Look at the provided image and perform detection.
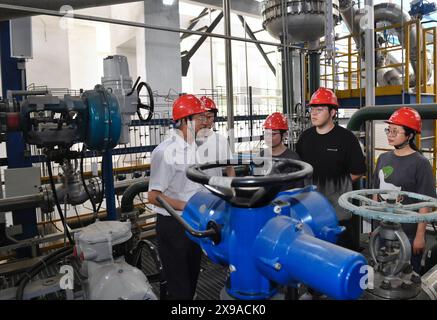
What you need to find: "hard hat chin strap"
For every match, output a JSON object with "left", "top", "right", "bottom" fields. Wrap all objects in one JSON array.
[{"left": 394, "top": 134, "right": 413, "bottom": 150}]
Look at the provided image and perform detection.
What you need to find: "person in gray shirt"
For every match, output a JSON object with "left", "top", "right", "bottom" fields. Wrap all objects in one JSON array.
[
  {"left": 373, "top": 107, "right": 436, "bottom": 273},
  {"left": 260, "top": 112, "right": 304, "bottom": 191}
]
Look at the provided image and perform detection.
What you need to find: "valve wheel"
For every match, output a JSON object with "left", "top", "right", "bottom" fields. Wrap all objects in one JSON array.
[
  {"left": 338, "top": 189, "right": 437, "bottom": 223},
  {"left": 186, "top": 157, "right": 313, "bottom": 207}
]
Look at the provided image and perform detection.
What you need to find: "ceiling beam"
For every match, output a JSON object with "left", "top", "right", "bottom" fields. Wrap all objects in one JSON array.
[{"left": 183, "top": 0, "right": 262, "bottom": 18}]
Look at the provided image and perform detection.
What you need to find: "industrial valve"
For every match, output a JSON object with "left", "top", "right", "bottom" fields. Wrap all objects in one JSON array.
[
  {"left": 157, "top": 158, "right": 368, "bottom": 300},
  {"left": 339, "top": 189, "right": 437, "bottom": 300},
  {"left": 20, "top": 85, "right": 122, "bottom": 150}
]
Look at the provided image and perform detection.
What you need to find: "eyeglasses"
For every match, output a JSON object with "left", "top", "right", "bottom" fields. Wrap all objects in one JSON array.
[
  {"left": 192, "top": 115, "right": 208, "bottom": 123},
  {"left": 384, "top": 127, "right": 406, "bottom": 136},
  {"left": 308, "top": 107, "right": 328, "bottom": 114},
  {"left": 264, "top": 131, "right": 281, "bottom": 137}
]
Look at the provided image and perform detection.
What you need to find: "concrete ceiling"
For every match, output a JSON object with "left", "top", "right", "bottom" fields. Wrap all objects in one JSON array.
[
  {"left": 184, "top": 0, "right": 262, "bottom": 17},
  {"left": 0, "top": 0, "right": 142, "bottom": 21},
  {"left": 0, "top": 0, "right": 263, "bottom": 21}
]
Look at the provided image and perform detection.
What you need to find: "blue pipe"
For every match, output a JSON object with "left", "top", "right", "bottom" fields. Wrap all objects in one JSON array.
[
  {"left": 102, "top": 150, "right": 116, "bottom": 220},
  {"left": 183, "top": 188, "right": 367, "bottom": 300},
  {"left": 253, "top": 215, "right": 366, "bottom": 300}
]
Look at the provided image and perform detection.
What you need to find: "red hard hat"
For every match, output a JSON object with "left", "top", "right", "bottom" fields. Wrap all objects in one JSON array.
[
  {"left": 385, "top": 107, "right": 422, "bottom": 133},
  {"left": 200, "top": 96, "right": 217, "bottom": 112},
  {"left": 308, "top": 87, "right": 339, "bottom": 109},
  {"left": 172, "top": 94, "right": 207, "bottom": 121},
  {"left": 263, "top": 112, "right": 288, "bottom": 131}
]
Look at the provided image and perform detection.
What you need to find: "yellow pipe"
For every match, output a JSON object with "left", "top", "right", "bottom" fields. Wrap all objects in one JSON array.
[
  {"left": 304, "top": 54, "right": 308, "bottom": 101},
  {"left": 416, "top": 20, "right": 421, "bottom": 103},
  {"left": 348, "top": 36, "right": 352, "bottom": 92},
  {"left": 422, "top": 26, "right": 428, "bottom": 92},
  {"left": 432, "top": 27, "right": 437, "bottom": 178},
  {"left": 405, "top": 23, "right": 410, "bottom": 93},
  {"left": 416, "top": 21, "right": 422, "bottom": 150},
  {"left": 357, "top": 52, "right": 361, "bottom": 89},
  {"left": 375, "top": 63, "right": 404, "bottom": 70},
  {"left": 375, "top": 46, "right": 403, "bottom": 52}
]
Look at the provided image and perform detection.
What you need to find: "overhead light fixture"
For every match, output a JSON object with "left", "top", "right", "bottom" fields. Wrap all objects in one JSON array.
[{"left": 163, "top": 0, "right": 175, "bottom": 5}]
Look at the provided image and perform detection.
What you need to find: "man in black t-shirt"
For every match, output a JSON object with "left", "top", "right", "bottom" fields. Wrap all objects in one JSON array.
[{"left": 296, "top": 88, "right": 366, "bottom": 250}]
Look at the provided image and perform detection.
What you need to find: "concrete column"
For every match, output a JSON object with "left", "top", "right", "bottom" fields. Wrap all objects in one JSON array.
[{"left": 144, "top": 0, "right": 182, "bottom": 116}]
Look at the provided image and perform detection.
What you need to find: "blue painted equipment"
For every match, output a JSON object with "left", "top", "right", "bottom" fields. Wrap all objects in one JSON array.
[
  {"left": 157, "top": 158, "right": 368, "bottom": 300},
  {"left": 409, "top": 0, "right": 436, "bottom": 20},
  {"left": 20, "top": 85, "right": 121, "bottom": 150}
]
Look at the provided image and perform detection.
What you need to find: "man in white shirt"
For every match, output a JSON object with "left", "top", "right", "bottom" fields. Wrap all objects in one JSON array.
[
  {"left": 197, "top": 96, "right": 235, "bottom": 177},
  {"left": 148, "top": 94, "right": 208, "bottom": 299}
]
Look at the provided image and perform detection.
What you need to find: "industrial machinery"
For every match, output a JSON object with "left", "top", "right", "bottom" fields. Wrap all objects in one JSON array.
[
  {"left": 0, "top": 55, "right": 157, "bottom": 300},
  {"left": 339, "top": 189, "right": 437, "bottom": 300},
  {"left": 74, "top": 220, "right": 157, "bottom": 300},
  {"left": 157, "top": 158, "right": 368, "bottom": 300},
  {"left": 0, "top": 55, "right": 154, "bottom": 221},
  {"left": 262, "top": 0, "right": 340, "bottom": 48},
  {"left": 339, "top": 0, "right": 432, "bottom": 87}
]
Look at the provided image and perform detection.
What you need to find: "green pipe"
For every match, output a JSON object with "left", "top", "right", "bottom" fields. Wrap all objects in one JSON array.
[{"left": 347, "top": 104, "right": 437, "bottom": 132}]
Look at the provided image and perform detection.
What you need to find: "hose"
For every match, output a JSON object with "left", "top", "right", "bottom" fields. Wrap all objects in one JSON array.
[
  {"left": 130, "top": 240, "right": 166, "bottom": 300},
  {"left": 80, "top": 145, "right": 97, "bottom": 216},
  {"left": 46, "top": 160, "right": 74, "bottom": 244},
  {"left": 15, "top": 246, "right": 74, "bottom": 300},
  {"left": 96, "top": 157, "right": 105, "bottom": 214},
  {"left": 120, "top": 180, "right": 149, "bottom": 213}
]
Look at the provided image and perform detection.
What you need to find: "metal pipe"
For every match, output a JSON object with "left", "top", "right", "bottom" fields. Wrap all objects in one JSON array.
[
  {"left": 223, "top": 0, "right": 235, "bottom": 153},
  {"left": 339, "top": 1, "right": 432, "bottom": 87},
  {"left": 0, "top": 193, "right": 44, "bottom": 212},
  {"left": 364, "top": 0, "right": 375, "bottom": 107},
  {"left": 0, "top": 0, "right": 143, "bottom": 21},
  {"left": 364, "top": 0, "right": 375, "bottom": 187},
  {"left": 0, "top": 177, "right": 147, "bottom": 212},
  {"left": 248, "top": 86, "right": 253, "bottom": 138},
  {"left": 0, "top": 3, "right": 302, "bottom": 50},
  {"left": 308, "top": 52, "right": 320, "bottom": 96},
  {"left": 6, "top": 90, "right": 48, "bottom": 100},
  {"left": 347, "top": 104, "right": 437, "bottom": 132}
]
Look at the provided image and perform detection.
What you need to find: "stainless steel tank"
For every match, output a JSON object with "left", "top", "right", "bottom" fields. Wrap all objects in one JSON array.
[{"left": 262, "top": 0, "right": 339, "bottom": 45}]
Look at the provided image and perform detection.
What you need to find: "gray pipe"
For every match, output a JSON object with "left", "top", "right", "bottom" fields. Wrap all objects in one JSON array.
[
  {"left": 224, "top": 0, "right": 235, "bottom": 153},
  {"left": 0, "top": 177, "right": 147, "bottom": 212},
  {"left": 373, "top": 2, "right": 432, "bottom": 87},
  {"left": 347, "top": 104, "right": 437, "bottom": 132},
  {"left": 0, "top": 193, "right": 45, "bottom": 212},
  {"left": 0, "top": 0, "right": 140, "bottom": 21},
  {"left": 339, "top": 1, "right": 432, "bottom": 87}
]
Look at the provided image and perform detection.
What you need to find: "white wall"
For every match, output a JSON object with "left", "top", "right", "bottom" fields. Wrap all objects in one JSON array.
[
  {"left": 27, "top": 2, "right": 144, "bottom": 91},
  {"left": 110, "top": 2, "right": 145, "bottom": 80},
  {"left": 27, "top": 16, "right": 72, "bottom": 89}
]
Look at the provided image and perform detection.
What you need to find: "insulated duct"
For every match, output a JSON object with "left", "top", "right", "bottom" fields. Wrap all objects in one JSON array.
[
  {"left": 0, "top": 1, "right": 141, "bottom": 21},
  {"left": 347, "top": 104, "right": 437, "bottom": 132},
  {"left": 339, "top": 0, "right": 432, "bottom": 88}
]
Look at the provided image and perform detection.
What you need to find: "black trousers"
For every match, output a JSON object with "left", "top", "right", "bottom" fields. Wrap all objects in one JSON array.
[
  {"left": 337, "top": 217, "right": 360, "bottom": 251},
  {"left": 156, "top": 214, "right": 202, "bottom": 300}
]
